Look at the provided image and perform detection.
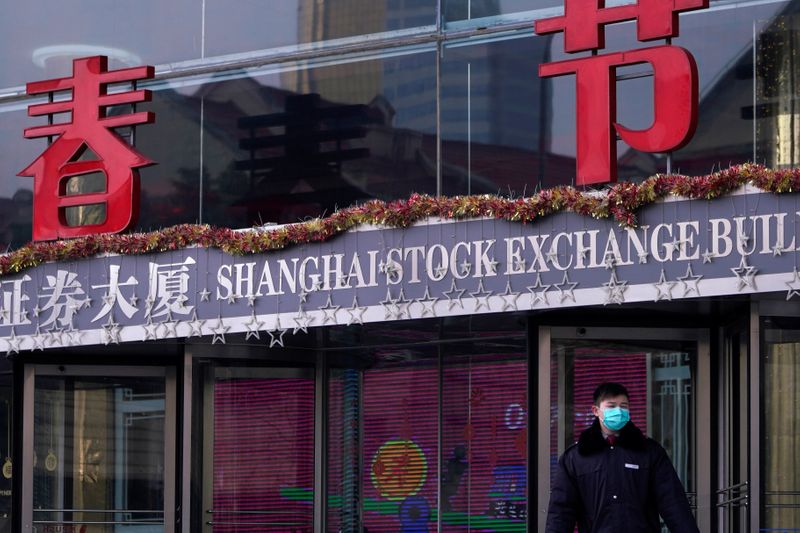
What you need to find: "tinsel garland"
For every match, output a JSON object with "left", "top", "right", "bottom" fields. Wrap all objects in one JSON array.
[{"left": 2, "top": 163, "right": 799, "bottom": 276}]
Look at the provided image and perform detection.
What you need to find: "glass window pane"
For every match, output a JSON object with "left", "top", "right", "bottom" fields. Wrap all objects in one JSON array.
[
  {"left": 0, "top": 107, "right": 43, "bottom": 249},
  {"left": 199, "top": 49, "right": 437, "bottom": 228},
  {"left": 0, "top": 0, "right": 202, "bottom": 89},
  {"left": 762, "top": 320, "right": 800, "bottom": 529},
  {"left": 208, "top": 366, "right": 315, "bottom": 532},
  {"left": 33, "top": 374, "right": 166, "bottom": 531},
  {"left": 444, "top": 0, "right": 559, "bottom": 26},
  {"left": 441, "top": 35, "right": 572, "bottom": 194},
  {"left": 205, "top": 0, "right": 437, "bottom": 58},
  {"left": 328, "top": 349, "right": 439, "bottom": 532},
  {"left": 441, "top": 343, "right": 528, "bottom": 531}
]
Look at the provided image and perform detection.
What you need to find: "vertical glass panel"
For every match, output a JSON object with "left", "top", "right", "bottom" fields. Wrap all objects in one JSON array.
[
  {"left": 762, "top": 319, "right": 800, "bottom": 529},
  {"left": 673, "top": 1, "right": 789, "bottom": 176},
  {"left": 441, "top": 341, "right": 528, "bottom": 531},
  {"left": 328, "top": 348, "right": 439, "bottom": 532},
  {"left": 33, "top": 374, "right": 166, "bottom": 532},
  {"left": 135, "top": 80, "right": 202, "bottom": 231},
  {"left": 0, "top": 0, "right": 202, "bottom": 89},
  {"left": 208, "top": 366, "right": 314, "bottom": 532},
  {"left": 755, "top": 10, "right": 800, "bottom": 169},
  {"left": 200, "top": 49, "right": 437, "bottom": 228},
  {"left": 549, "top": 339, "right": 697, "bottom": 511},
  {"left": 444, "top": 0, "right": 560, "bottom": 27},
  {"left": 0, "top": 107, "right": 44, "bottom": 249},
  {"left": 205, "top": 0, "right": 437, "bottom": 58},
  {"left": 441, "top": 35, "right": 567, "bottom": 194}
]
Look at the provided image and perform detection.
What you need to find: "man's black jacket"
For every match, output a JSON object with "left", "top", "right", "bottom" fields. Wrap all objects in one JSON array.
[{"left": 545, "top": 419, "right": 699, "bottom": 533}]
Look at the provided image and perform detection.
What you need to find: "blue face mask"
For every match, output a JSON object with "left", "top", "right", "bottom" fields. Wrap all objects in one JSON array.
[{"left": 602, "top": 407, "right": 630, "bottom": 431}]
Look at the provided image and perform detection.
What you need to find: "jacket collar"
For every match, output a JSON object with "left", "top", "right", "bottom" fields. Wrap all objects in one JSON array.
[{"left": 577, "top": 418, "right": 647, "bottom": 455}]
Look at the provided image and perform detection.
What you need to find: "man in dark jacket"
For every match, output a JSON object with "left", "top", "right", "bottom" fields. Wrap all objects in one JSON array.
[{"left": 546, "top": 382, "right": 699, "bottom": 532}]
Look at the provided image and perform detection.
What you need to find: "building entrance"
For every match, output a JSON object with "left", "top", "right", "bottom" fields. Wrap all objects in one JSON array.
[
  {"left": 537, "top": 326, "right": 712, "bottom": 531},
  {"left": 20, "top": 365, "right": 176, "bottom": 533}
]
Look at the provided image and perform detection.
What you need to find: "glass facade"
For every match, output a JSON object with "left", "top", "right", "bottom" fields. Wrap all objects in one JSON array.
[
  {"left": 0, "top": 0, "right": 797, "bottom": 248},
  {"left": 3, "top": 0, "right": 800, "bottom": 531}
]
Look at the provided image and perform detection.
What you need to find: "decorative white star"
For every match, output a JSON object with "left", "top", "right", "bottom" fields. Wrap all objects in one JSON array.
[
  {"left": 187, "top": 311, "right": 205, "bottom": 338},
  {"left": 0, "top": 308, "right": 10, "bottom": 322},
  {"left": 293, "top": 306, "right": 312, "bottom": 335},
  {"left": 554, "top": 272, "right": 578, "bottom": 304},
  {"left": 578, "top": 248, "right": 589, "bottom": 263},
  {"left": 786, "top": 268, "right": 800, "bottom": 300},
  {"left": 268, "top": 317, "right": 287, "bottom": 348},
  {"left": 246, "top": 294, "right": 258, "bottom": 307},
  {"left": 701, "top": 250, "right": 715, "bottom": 264},
  {"left": 603, "top": 272, "right": 628, "bottom": 305},
  {"left": 82, "top": 296, "right": 93, "bottom": 310},
  {"left": 434, "top": 264, "right": 448, "bottom": 278},
  {"left": 527, "top": 273, "right": 551, "bottom": 307},
  {"left": 415, "top": 286, "right": 438, "bottom": 318},
  {"left": 773, "top": 245, "right": 785, "bottom": 257},
  {"left": 499, "top": 280, "right": 519, "bottom": 312},
  {"left": 487, "top": 258, "right": 500, "bottom": 274},
  {"left": 395, "top": 289, "right": 412, "bottom": 318},
  {"left": 346, "top": 296, "right": 367, "bottom": 325},
  {"left": 244, "top": 312, "right": 264, "bottom": 341},
  {"left": 666, "top": 239, "right": 684, "bottom": 258},
  {"left": 319, "top": 295, "right": 340, "bottom": 325},
  {"left": 101, "top": 293, "right": 115, "bottom": 309},
  {"left": 384, "top": 261, "right": 401, "bottom": 283},
  {"left": 513, "top": 258, "right": 527, "bottom": 272},
  {"left": 129, "top": 295, "right": 138, "bottom": 308},
  {"left": 5, "top": 328, "right": 20, "bottom": 355},
  {"left": 603, "top": 252, "right": 617, "bottom": 270},
  {"left": 677, "top": 264, "right": 703, "bottom": 297},
  {"left": 33, "top": 305, "right": 42, "bottom": 318},
  {"left": 199, "top": 288, "right": 211, "bottom": 302},
  {"left": 442, "top": 280, "right": 466, "bottom": 311},
  {"left": 66, "top": 327, "right": 83, "bottom": 347},
  {"left": 30, "top": 326, "right": 46, "bottom": 352},
  {"left": 143, "top": 316, "right": 161, "bottom": 342},
  {"left": 470, "top": 279, "right": 493, "bottom": 312},
  {"left": 459, "top": 259, "right": 472, "bottom": 276},
  {"left": 653, "top": 269, "right": 676, "bottom": 302},
  {"left": 638, "top": 250, "right": 649, "bottom": 264},
  {"left": 546, "top": 249, "right": 559, "bottom": 265},
  {"left": 380, "top": 289, "right": 402, "bottom": 320},
  {"left": 46, "top": 328, "right": 67, "bottom": 348},
  {"left": 730, "top": 255, "right": 758, "bottom": 291},
  {"left": 161, "top": 310, "right": 178, "bottom": 338},
  {"left": 102, "top": 315, "right": 122, "bottom": 345},
  {"left": 225, "top": 292, "right": 238, "bottom": 305},
  {"left": 298, "top": 290, "right": 309, "bottom": 304},
  {"left": 738, "top": 231, "right": 750, "bottom": 248},
  {"left": 211, "top": 319, "right": 229, "bottom": 345}
]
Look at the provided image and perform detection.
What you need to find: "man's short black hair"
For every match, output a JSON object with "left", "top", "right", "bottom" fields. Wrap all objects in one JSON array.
[{"left": 593, "top": 382, "right": 629, "bottom": 405}]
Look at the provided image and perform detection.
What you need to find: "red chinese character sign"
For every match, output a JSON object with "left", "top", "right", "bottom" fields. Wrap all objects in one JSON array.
[
  {"left": 535, "top": 0, "right": 708, "bottom": 185},
  {"left": 19, "top": 56, "right": 155, "bottom": 241}
]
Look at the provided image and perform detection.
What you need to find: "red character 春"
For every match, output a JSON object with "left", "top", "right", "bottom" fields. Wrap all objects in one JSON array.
[
  {"left": 535, "top": 0, "right": 708, "bottom": 185},
  {"left": 19, "top": 55, "right": 155, "bottom": 241}
]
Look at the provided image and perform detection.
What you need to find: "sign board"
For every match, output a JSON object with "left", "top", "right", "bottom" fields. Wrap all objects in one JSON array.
[{"left": 0, "top": 188, "right": 797, "bottom": 351}]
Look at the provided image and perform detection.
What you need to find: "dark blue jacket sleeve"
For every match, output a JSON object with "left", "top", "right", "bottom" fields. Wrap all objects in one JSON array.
[
  {"left": 546, "top": 452, "right": 581, "bottom": 533},
  {"left": 652, "top": 445, "right": 700, "bottom": 533}
]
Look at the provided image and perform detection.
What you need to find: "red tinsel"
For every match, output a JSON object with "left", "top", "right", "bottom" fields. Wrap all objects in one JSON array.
[{"left": 1, "top": 164, "right": 797, "bottom": 276}]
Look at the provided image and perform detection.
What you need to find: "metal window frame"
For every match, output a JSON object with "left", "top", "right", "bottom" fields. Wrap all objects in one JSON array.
[{"left": 536, "top": 326, "right": 712, "bottom": 531}]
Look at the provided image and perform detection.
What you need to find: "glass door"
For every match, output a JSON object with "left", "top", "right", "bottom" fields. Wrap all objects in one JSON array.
[
  {"left": 21, "top": 365, "right": 176, "bottom": 532},
  {"left": 536, "top": 327, "right": 711, "bottom": 531}
]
